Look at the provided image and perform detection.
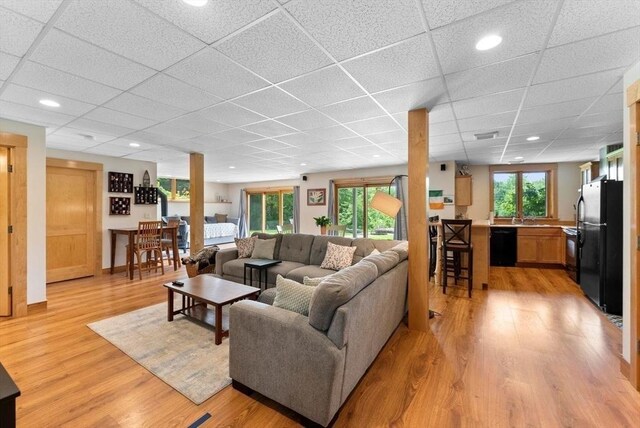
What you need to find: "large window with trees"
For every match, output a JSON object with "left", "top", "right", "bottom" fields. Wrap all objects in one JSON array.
[
  {"left": 335, "top": 179, "right": 396, "bottom": 239},
  {"left": 490, "top": 164, "right": 557, "bottom": 219},
  {"left": 157, "top": 178, "right": 190, "bottom": 200},
  {"left": 247, "top": 189, "right": 293, "bottom": 234}
]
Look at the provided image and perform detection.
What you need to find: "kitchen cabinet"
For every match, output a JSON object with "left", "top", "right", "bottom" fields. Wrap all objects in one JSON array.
[
  {"left": 516, "top": 227, "right": 564, "bottom": 265},
  {"left": 455, "top": 175, "right": 472, "bottom": 206},
  {"left": 579, "top": 162, "right": 599, "bottom": 184}
]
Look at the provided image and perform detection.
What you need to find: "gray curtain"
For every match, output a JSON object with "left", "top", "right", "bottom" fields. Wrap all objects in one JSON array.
[
  {"left": 238, "top": 188, "right": 248, "bottom": 238},
  {"left": 293, "top": 186, "right": 300, "bottom": 233},
  {"left": 327, "top": 180, "right": 336, "bottom": 224},
  {"left": 394, "top": 176, "right": 408, "bottom": 240}
]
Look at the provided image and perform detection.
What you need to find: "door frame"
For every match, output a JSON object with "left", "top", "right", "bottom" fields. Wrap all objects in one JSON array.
[
  {"left": 0, "top": 133, "right": 27, "bottom": 317},
  {"left": 46, "top": 158, "right": 103, "bottom": 279},
  {"left": 627, "top": 79, "right": 640, "bottom": 389}
]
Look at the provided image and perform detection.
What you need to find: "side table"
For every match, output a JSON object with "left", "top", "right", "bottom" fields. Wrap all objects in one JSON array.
[{"left": 244, "top": 259, "right": 282, "bottom": 290}]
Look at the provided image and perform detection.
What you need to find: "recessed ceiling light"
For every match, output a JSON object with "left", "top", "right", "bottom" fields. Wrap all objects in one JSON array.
[
  {"left": 372, "top": 154, "right": 381, "bottom": 158},
  {"left": 129, "top": 142, "right": 140, "bottom": 148},
  {"left": 475, "top": 34, "right": 502, "bottom": 51},
  {"left": 182, "top": 0, "right": 208, "bottom": 6},
  {"left": 514, "top": 156, "right": 524, "bottom": 160},
  {"left": 216, "top": 180, "right": 221, "bottom": 182},
  {"left": 39, "top": 99, "right": 60, "bottom": 107},
  {"left": 229, "top": 166, "right": 235, "bottom": 169},
  {"left": 526, "top": 136, "right": 540, "bottom": 141},
  {"left": 300, "top": 163, "right": 307, "bottom": 166}
]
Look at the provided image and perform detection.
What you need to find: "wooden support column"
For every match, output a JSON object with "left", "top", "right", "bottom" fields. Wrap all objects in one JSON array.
[
  {"left": 189, "top": 153, "right": 204, "bottom": 253},
  {"left": 407, "top": 108, "right": 430, "bottom": 332}
]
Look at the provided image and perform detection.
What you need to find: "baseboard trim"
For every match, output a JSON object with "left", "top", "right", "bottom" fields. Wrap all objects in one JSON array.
[{"left": 620, "top": 355, "right": 631, "bottom": 380}]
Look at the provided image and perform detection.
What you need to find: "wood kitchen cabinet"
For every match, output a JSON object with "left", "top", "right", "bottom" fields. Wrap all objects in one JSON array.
[
  {"left": 516, "top": 227, "right": 565, "bottom": 265},
  {"left": 455, "top": 175, "right": 472, "bottom": 206}
]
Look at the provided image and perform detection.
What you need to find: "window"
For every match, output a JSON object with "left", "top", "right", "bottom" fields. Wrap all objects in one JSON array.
[
  {"left": 247, "top": 189, "right": 294, "bottom": 234},
  {"left": 490, "top": 164, "right": 557, "bottom": 219},
  {"left": 335, "top": 179, "right": 396, "bottom": 239},
  {"left": 157, "top": 178, "right": 190, "bottom": 200}
]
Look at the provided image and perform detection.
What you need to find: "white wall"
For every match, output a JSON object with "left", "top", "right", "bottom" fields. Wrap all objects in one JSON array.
[
  {"left": 622, "top": 60, "right": 640, "bottom": 362},
  {"left": 165, "top": 182, "right": 232, "bottom": 217},
  {"left": 0, "top": 118, "right": 47, "bottom": 304},
  {"left": 47, "top": 149, "right": 157, "bottom": 269},
  {"left": 428, "top": 161, "right": 456, "bottom": 219}
]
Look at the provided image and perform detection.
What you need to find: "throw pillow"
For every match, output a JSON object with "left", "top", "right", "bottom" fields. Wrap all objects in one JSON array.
[
  {"left": 235, "top": 236, "right": 257, "bottom": 258},
  {"left": 215, "top": 213, "right": 228, "bottom": 223},
  {"left": 370, "top": 248, "right": 380, "bottom": 256},
  {"left": 273, "top": 275, "right": 315, "bottom": 316},
  {"left": 320, "top": 242, "right": 357, "bottom": 271},
  {"left": 251, "top": 238, "right": 276, "bottom": 259},
  {"left": 303, "top": 276, "right": 330, "bottom": 287}
]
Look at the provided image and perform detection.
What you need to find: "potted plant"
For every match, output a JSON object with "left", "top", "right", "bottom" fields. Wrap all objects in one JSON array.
[{"left": 313, "top": 215, "right": 331, "bottom": 235}]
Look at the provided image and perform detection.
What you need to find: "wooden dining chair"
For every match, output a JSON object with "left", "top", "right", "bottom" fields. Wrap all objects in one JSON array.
[
  {"left": 441, "top": 219, "right": 473, "bottom": 297},
  {"left": 127, "top": 221, "right": 165, "bottom": 280},
  {"left": 326, "top": 225, "right": 346, "bottom": 237},
  {"left": 161, "top": 218, "right": 180, "bottom": 267}
]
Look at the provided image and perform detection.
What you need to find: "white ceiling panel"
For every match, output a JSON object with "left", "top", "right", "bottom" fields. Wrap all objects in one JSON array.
[
  {"left": 66, "top": 117, "right": 135, "bottom": 138},
  {"left": 275, "top": 132, "right": 324, "bottom": 146},
  {"left": 519, "top": 98, "right": 595, "bottom": 125},
  {"left": 132, "top": 0, "right": 276, "bottom": 44},
  {"left": 371, "top": 77, "right": 448, "bottom": 114},
  {"left": 600, "top": 132, "right": 624, "bottom": 144},
  {"left": 0, "top": 8, "right": 42, "bottom": 56},
  {"left": 48, "top": 127, "right": 115, "bottom": 145},
  {"left": 198, "top": 102, "right": 265, "bottom": 127},
  {"left": 535, "top": 27, "right": 640, "bottom": 84},
  {"left": 242, "top": 120, "right": 298, "bottom": 138},
  {"left": 549, "top": 0, "right": 640, "bottom": 47},
  {"left": 46, "top": 133, "right": 102, "bottom": 149},
  {"left": 278, "top": 65, "right": 365, "bottom": 107},
  {"left": 276, "top": 109, "right": 337, "bottom": 131},
  {"left": 575, "top": 110, "right": 623, "bottom": 129},
  {"left": 166, "top": 48, "right": 269, "bottom": 100},
  {"left": 12, "top": 61, "right": 122, "bottom": 105},
  {"left": 460, "top": 125, "right": 511, "bottom": 142},
  {"left": 0, "top": 83, "right": 96, "bottom": 116},
  {"left": 0, "top": 0, "right": 64, "bottom": 23},
  {"left": 163, "top": 113, "right": 230, "bottom": 135},
  {"left": 107, "top": 137, "right": 163, "bottom": 150},
  {"left": 305, "top": 125, "right": 357, "bottom": 141},
  {"left": 55, "top": 0, "right": 205, "bottom": 70},
  {"left": 320, "top": 96, "right": 386, "bottom": 123},
  {"left": 30, "top": 29, "right": 156, "bottom": 90},
  {"left": 560, "top": 124, "right": 617, "bottom": 139},
  {"left": 210, "top": 128, "right": 264, "bottom": 144},
  {"left": 586, "top": 93, "right": 624, "bottom": 115},
  {"left": 452, "top": 88, "right": 524, "bottom": 119},
  {"left": 103, "top": 92, "right": 187, "bottom": 122},
  {"left": 512, "top": 117, "right": 576, "bottom": 138},
  {"left": 247, "top": 138, "right": 294, "bottom": 151},
  {"left": 216, "top": 12, "right": 332, "bottom": 83},
  {"left": 126, "top": 148, "right": 188, "bottom": 164},
  {"left": 130, "top": 73, "right": 222, "bottom": 111},
  {"left": 125, "top": 130, "right": 185, "bottom": 146},
  {"left": 429, "top": 120, "right": 459, "bottom": 137},
  {"left": 421, "top": 0, "right": 516, "bottom": 29},
  {"left": 0, "top": 99, "right": 75, "bottom": 127},
  {"left": 428, "top": 104, "right": 457, "bottom": 124},
  {"left": 84, "top": 142, "right": 141, "bottom": 157},
  {"left": 286, "top": 0, "right": 423, "bottom": 61},
  {"left": 184, "top": 134, "right": 236, "bottom": 150},
  {"left": 233, "top": 86, "right": 308, "bottom": 118},
  {"left": 143, "top": 122, "right": 202, "bottom": 140},
  {"left": 83, "top": 107, "right": 158, "bottom": 130},
  {"left": 345, "top": 116, "right": 401, "bottom": 136},
  {"left": 0, "top": 51, "right": 20, "bottom": 80},
  {"left": 330, "top": 136, "right": 372, "bottom": 150},
  {"left": 343, "top": 35, "right": 439, "bottom": 93},
  {"left": 432, "top": 0, "right": 557, "bottom": 74},
  {"left": 457, "top": 111, "right": 516, "bottom": 133},
  {"left": 367, "top": 129, "right": 407, "bottom": 144},
  {"left": 446, "top": 54, "right": 536, "bottom": 101}
]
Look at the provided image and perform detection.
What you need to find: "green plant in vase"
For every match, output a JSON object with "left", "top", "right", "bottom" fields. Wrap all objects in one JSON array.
[{"left": 313, "top": 215, "right": 331, "bottom": 235}]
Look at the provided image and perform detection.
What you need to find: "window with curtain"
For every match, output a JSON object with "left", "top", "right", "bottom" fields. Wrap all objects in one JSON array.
[
  {"left": 335, "top": 179, "right": 396, "bottom": 239},
  {"left": 490, "top": 164, "right": 556, "bottom": 219},
  {"left": 246, "top": 189, "right": 294, "bottom": 234}
]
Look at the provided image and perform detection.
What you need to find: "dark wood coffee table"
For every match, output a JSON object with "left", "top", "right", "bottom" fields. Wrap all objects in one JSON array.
[
  {"left": 244, "top": 259, "right": 282, "bottom": 290},
  {"left": 164, "top": 276, "right": 260, "bottom": 345}
]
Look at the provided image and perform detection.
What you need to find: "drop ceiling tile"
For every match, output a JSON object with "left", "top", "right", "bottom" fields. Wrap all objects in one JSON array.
[
  {"left": 84, "top": 107, "right": 158, "bottom": 130},
  {"left": 233, "top": 86, "right": 308, "bottom": 118},
  {"left": 526, "top": 68, "right": 626, "bottom": 107},
  {"left": 586, "top": 93, "right": 624, "bottom": 115},
  {"left": 13, "top": 61, "right": 122, "bottom": 105},
  {"left": 46, "top": 139, "right": 97, "bottom": 151},
  {"left": 185, "top": 134, "right": 236, "bottom": 150},
  {"left": 575, "top": 110, "right": 623, "bottom": 129},
  {"left": 0, "top": 83, "right": 96, "bottom": 116},
  {"left": 345, "top": 116, "right": 401, "bottom": 136},
  {"left": 198, "top": 102, "right": 265, "bottom": 127},
  {"left": 125, "top": 130, "right": 184, "bottom": 146},
  {"left": 549, "top": 0, "right": 640, "bottom": 47},
  {"left": 126, "top": 148, "right": 188, "bottom": 164},
  {"left": 247, "top": 138, "right": 294, "bottom": 151},
  {"left": 432, "top": 0, "right": 556, "bottom": 74},
  {"left": 66, "top": 117, "right": 135, "bottom": 138},
  {"left": 0, "top": 99, "right": 75, "bottom": 127},
  {"left": 276, "top": 109, "right": 337, "bottom": 131},
  {"left": 278, "top": 65, "right": 365, "bottom": 107},
  {"left": 305, "top": 125, "right": 357, "bottom": 141},
  {"left": 108, "top": 138, "right": 163, "bottom": 150},
  {"left": 166, "top": 48, "right": 269, "bottom": 99},
  {"left": 320, "top": 96, "right": 386, "bottom": 123},
  {"left": 84, "top": 142, "right": 139, "bottom": 157},
  {"left": 460, "top": 126, "right": 511, "bottom": 142},
  {"left": 367, "top": 129, "right": 407, "bottom": 144},
  {"left": 130, "top": 74, "right": 222, "bottom": 111},
  {"left": 211, "top": 128, "right": 264, "bottom": 144},
  {"left": 560, "top": 124, "right": 617, "bottom": 139},
  {"left": 286, "top": 0, "right": 423, "bottom": 61},
  {"left": 30, "top": 29, "right": 156, "bottom": 90},
  {"left": 103, "top": 93, "right": 187, "bottom": 121},
  {"left": 451, "top": 89, "right": 524, "bottom": 119},
  {"left": 242, "top": 120, "right": 298, "bottom": 138},
  {"left": 0, "top": 0, "right": 64, "bottom": 23},
  {"left": 512, "top": 117, "right": 575, "bottom": 138},
  {"left": 275, "top": 132, "right": 324, "bottom": 146},
  {"left": 600, "top": 132, "right": 624, "bottom": 144},
  {"left": 445, "top": 54, "right": 536, "bottom": 101},
  {"left": 457, "top": 111, "right": 516, "bottom": 133},
  {"left": 429, "top": 120, "right": 459, "bottom": 137},
  {"left": 519, "top": 98, "right": 594, "bottom": 125},
  {"left": 343, "top": 35, "right": 440, "bottom": 93},
  {"left": 421, "top": 0, "right": 516, "bottom": 29},
  {"left": 0, "top": 51, "right": 19, "bottom": 80},
  {"left": 48, "top": 127, "right": 117, "bottom": 144},
  {"left": 535, "top": 27, "right": 640, "bottom": 84},
  {"left": 164, "top": 113, "right": 230, "bottom": 134},
  {"left": 371, "top": 77, "right": 448, "bottom": 114},
  {"left": 329, "top": 136, "right": 370, "bottom": 150},
  {"left": 143, "top": 122, "right": 202, "bottom": 140},
  {"left": 392, "top": 112, "right": 408, "bottom": 129},
  {"left": 0, "top": 8, "right": 42, "bottom": 56},
  {"left": 55, "top": 0, "right": 205, "bottom": 70},
  {"left": 132, "top": 0, "right": 276, "bottom": 44},
  {"left": 216, "top": 12, "right": 332, "bottom": 83}
]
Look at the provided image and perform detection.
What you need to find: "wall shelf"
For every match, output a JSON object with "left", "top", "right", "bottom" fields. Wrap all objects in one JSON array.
[{"left": 134, "top": 186, "right": 158, "bottom": 205}]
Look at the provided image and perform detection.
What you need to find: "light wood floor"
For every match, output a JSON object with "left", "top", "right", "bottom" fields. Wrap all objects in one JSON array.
[{"left": 1, "top": 267, "right": 639, "bottom": 427}]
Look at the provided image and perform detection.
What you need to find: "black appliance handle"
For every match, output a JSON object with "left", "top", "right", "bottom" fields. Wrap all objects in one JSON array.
[{"left": 576, "top": 195, "right": 585, "bottom": 248}]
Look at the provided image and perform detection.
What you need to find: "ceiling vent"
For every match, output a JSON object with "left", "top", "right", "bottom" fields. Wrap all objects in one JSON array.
[{"left": 474, "top": 131, "right": 499, "bottom": 140}]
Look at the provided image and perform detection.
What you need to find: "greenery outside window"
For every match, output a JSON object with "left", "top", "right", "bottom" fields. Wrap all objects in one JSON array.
[
  {"left": 490, "top": 164, "right": 557, "bottom": 219},
  {"left": 247, "top": 188, "right": 293, "bottom": 234},
  {"left": 157, "top": 178, "right": 190, "bottom": 200}
]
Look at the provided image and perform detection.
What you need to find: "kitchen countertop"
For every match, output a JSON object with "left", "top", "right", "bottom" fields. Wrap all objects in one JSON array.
[{"left": 488, "top": 223, "right": 571, "bottom": 229}]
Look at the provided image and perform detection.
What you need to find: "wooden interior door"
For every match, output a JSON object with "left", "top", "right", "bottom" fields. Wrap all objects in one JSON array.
[
  {"left": 0, "top": 147, "right": 10, "bottom": 316},
  {"left": 46, "top": 166, "right": 96, "bottom": 283}
]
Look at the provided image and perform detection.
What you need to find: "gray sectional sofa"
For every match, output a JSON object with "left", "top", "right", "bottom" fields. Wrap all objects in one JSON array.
[{"left": 219, "top": 233, "right": 409, "bottom": 427}]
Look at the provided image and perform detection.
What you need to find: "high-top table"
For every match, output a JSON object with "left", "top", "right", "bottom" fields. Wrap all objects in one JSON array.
[
  {"left": 109, "top": 226, "right": 179, "bottom": 279},
  {"left": 0, "top": 363, "right": 20, "bottom": 428}
]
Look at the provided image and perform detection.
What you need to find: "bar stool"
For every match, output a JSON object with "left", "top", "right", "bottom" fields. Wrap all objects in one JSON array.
[
  {"left": 441, "top": 219, "right": 473, "bottom": 297},
  {"left": 428, "top": 215, "right": 440, "bottom": 279}
]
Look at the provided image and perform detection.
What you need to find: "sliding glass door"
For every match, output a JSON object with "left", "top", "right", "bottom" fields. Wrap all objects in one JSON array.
[
  {"left": 336, "top": 184, "right": 396, "bottom": 239},
  {"left": 247, "top": 189, "right": 294, "bottom": 234}
]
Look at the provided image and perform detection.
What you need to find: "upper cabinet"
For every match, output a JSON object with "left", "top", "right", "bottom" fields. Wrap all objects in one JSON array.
[
  {"left": 606, "top": 148, "right": 623, "bottom": 181},
  {"left": 455, "top": 175, "right": 473, "bottom": 206},
  {"left": 579, "top": 162, "right": 600, "bottom": 185}
]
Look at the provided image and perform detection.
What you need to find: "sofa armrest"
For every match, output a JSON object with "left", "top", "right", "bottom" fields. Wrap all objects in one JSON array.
[
  {"left": 215, "top": 248, "right": 238, "bottom": 275},
  {"left": 229, "top": 301, "right": 346, "bottom": 426}
]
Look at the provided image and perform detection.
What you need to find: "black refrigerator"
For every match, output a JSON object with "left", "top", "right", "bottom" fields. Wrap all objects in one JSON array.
[{"left": 576, "top": 179, "right": 623, "bottom": 315}]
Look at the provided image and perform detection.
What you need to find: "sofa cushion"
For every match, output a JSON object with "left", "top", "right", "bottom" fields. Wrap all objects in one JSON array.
[
  {"left": 308, "top": 260, "right": 378, "bottom": 331},
  {"left": 222, "top": 258, "right": 303, "bottom": 282},
  {"left": 251, "top": 238, "right": 276, "bottom": 259},
  {"left": 389, "top": 242, "right": 408, "bottom": 262},
  {"left": 286, "top": 265, "right": 336, "bottom": 283},
  {"left": 320, "top": 242, "right": 357, "bottom": 270},
  {"left": 363, "top": 250, "right": 399, "bottom": 275},
  {"left": 278, "top": 234, "right": 314, "bottom": 264},
  {"left": 303, "top": 276, "right": 329, "bottom": 286},
  {"left": 258, "top": 288, "right": 276, "bottom": 305},
  {"left": 235, "top": 236, "right": 257, "bottom": 258},
  {"left": 265, "top": 261, "right": 305, "bottom": 285},
  {"left": 273, "top": 275, "right": 314, "bottom": 316},
  {"left": 204, "top": 216, "right": 217, "bottom": 224},
  {"left": 373, "top": 240, "right": 402, "bottom": 252},
  {"left": 252, "top": 233, "right": 283, "bottom": 259},
  {"left": 351, "top": 238, "right": 376, "bottom": 263},
  {"left": 309, "top": 236, "right": 353, "bottom": 266}
]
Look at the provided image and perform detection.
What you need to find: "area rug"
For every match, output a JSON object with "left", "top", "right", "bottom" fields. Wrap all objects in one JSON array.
[
  {"left": 605, "top": 313, "right": 623, "bottom": 329},
  {"left": 88, "top": 301, "right": 230, "bottom": 404}
]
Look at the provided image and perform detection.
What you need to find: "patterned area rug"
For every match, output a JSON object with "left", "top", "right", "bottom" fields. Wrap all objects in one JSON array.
[
  {"left": 88, "top": 301, "right": 230, "bottom": 404},
  {"left": 605, "top": 313, "right": 623, "bottom": 329}
]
